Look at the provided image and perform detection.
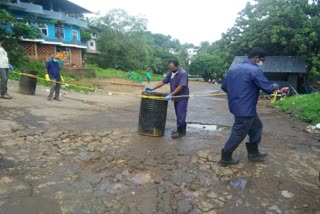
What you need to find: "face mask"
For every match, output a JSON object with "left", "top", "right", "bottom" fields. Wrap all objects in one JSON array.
[
  {"left": 257, "top": 61, "right": 263, "bottom": 67},
  {"left": 53, "top": 59, "right": 59, "bottom": 62}
]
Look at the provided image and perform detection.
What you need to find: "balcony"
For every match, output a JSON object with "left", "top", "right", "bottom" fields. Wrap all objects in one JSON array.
[
  {"left": 18, "top": 2, "right": 45, "bottom": 15},
  {"left": 2, "top": 2, "right": 88, "bottom": 28},
  {"left": 43, "top": 38, "right": 87, "bottom": 48},
  {"left": 63, "top": 16, "right": 88, "bottom": 28},
  {"left": 42, "top": 10, "right": 64, "bottom": 21},
  {"left": 41, "top": 11, "right": 88, "bottom": 28}
]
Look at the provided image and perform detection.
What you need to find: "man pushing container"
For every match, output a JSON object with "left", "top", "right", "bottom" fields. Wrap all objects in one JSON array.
[{"left": 145, "top": 60, "right": 189, "bottom": 138}]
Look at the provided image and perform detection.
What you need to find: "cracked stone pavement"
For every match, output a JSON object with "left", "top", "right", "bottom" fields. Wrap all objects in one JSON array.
[{"left": 0, "top": 81, "right": 319, "bottom": 214}]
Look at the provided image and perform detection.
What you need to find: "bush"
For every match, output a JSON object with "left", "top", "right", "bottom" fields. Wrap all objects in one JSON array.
[
  {"left": 85, "top": 64, "right": 163, "bottom": 82},
  {"left": 273, "top": 93, "right": 320, "bottom": 124},
  {"left": 9, "top": 59, "right": 50, "bottom": 86}
]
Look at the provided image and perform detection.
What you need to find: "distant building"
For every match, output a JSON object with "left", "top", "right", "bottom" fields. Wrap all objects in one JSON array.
[
  {"left": 230, "top": 56, "right": 307, "bottom": 93},
  {"left": 1, "top": 0, "right": 92, "bottom": 68},
  {"left": 87, "top": 33, "right": 99, "bottom": 54},
  {"left": 187, "top": 47, "right": 199, "bottom": 64},
  {"left": 168, "top": 48, "right": 177, "bottom": 55}
]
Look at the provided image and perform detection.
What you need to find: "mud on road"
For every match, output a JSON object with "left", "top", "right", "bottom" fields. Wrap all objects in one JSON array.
[{"left": 0, "top": 81, "right": 319, "bottom": 214}]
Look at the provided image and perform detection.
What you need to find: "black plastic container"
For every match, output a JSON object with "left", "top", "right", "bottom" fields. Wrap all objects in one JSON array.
[
  {"left": 138, "top": 91, "right": 168, "bottom": 137},
  {"left": 19, "top": 70, "right": 38, "bottom": 95}
]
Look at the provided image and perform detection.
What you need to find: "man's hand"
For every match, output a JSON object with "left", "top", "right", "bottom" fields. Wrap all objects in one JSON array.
[
  {"left": 45, "top": 74, "right": 50, "bottom": 81},
  {"left": 165, "top": 94, "right": 172, "bottom": 101},
  {"left": 272, "top": 83, "right": 279, "bottom": 90},
  {"left": 9, "top": 64, "right": 13, "bottom": 72},
  {"left": 145, "top": 87, "right": 154, "bottom": 91},
  {"left": 278, "top": 87, "right": 289, "bottom": 94}
]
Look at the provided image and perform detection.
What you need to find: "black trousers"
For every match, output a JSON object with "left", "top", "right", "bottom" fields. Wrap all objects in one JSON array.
[{"left": 223, "top": 115, "right": 263, "bottom": 152}]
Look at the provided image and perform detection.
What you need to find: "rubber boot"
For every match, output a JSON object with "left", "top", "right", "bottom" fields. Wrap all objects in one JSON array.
[
  {"left": 172, "top": 127, "right": 179, "bottom": 135},
  {"left": 246, "top": 143, "right": 268, "bottom": 162},
  {"left": 172, "top": 124, "right": 186, "bottom": 138},
  {"left": 180, "top": 124, "right": 187, "bottom": 136},
  {"left": 219, "top": 149, "right": 240, "bottom": 167}
]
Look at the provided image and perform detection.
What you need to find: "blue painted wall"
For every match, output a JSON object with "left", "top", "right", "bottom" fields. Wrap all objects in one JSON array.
[
  {"left": 7, "top": 10, "right": 81, "bottom": 42},
  {"left": 46, "top": 23, "right": 55, "bottom": 40},
  {"left": 63, "top": 25, "right": 80, "bottom": 42}
]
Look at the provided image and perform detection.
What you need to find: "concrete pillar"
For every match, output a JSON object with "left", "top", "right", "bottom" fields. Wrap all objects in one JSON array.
[
  {"left": 34, "top": 43, "right": 38, "bottom": 59},
  {"left": 49, "top": 0, "right": 53, "bottom": 11}
]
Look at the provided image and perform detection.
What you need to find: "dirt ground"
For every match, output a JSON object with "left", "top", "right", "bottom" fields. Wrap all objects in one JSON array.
[{"left": 0, "top": 79, "right": 319, "bottom": 214}]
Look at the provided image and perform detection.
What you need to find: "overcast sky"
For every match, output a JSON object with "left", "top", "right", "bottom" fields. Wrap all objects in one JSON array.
[{"left": 70, "top": 0, "right": 253, "bottom": 45}]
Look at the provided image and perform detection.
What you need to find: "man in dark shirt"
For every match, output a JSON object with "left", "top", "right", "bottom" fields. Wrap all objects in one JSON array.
[
  {"left": 46, "top": 54, "right": 62, "bottom": 101},
  {"left": 220, "top": 48, "right": 279, "bottom": 167},
  {"left": 145, "top": 60, "right": 189, "bottom": 138}
]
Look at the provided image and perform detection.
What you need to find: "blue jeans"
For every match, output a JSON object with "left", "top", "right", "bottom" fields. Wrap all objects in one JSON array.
[{"left": 224, "top": 115, "right": 263, "bottom": 152}]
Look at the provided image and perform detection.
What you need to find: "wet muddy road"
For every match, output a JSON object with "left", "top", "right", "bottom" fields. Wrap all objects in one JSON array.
[{"left": 0, "top": 81, "right": 319, "bottom": 213}]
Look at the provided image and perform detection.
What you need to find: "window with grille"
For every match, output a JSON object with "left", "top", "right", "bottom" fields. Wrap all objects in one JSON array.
[
  {"left": 72, "top": 30, "right": 78, "bottom": 41},
  {"left": 55, "top": 25, "right": 64, "bottom": 39},
  {"left": 39, "top": 24, "right": 48, "bottom": 36}
]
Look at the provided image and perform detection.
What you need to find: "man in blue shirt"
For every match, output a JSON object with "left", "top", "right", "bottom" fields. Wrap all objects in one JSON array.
[
  {"left": 145, "top": 60, "right": 189, "bottom": 138},
  {"left": 46, "top": 54, "right": 62, "bottom": 101},
  {"left": 220, "top": 48, "right": 279, "bottom": 167}
]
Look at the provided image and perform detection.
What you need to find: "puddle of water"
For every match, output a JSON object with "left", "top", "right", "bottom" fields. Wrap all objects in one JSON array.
[
  {"left": 0, "top": 158, "right": 16, "bottom": 170},
  {"left": 130, "top": 173, "right": 152, "bottom": 186},
  {"left": 229, "top": 179, "right": 247, "bottom": 193},
  {"left": 188, "top": 123, "right": 230, "bottom": 131},
  {"left": 182, "top": 189, "right": 197, "bottom": 200}
]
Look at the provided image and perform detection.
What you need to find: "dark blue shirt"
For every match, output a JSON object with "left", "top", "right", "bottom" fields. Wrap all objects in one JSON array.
[
  {"left": 163, "top": 68, "right": 189, "bottom": 101},
  {"left": 221, "top": 59, "right": 274, "bottom": 117},
  {"left": 46, "top": 60, "right": 61, "bottom": 80}
]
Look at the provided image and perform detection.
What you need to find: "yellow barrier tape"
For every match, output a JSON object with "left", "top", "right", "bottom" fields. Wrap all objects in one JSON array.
[
  {"left": 270, "top": 90, "right": 278, "bottom": 104},
  {"left": 13, "top": 71, "right": 227, "bottom": 100},
  {"left": 13, "top": 71, "right": 278, "bottom": 103}
]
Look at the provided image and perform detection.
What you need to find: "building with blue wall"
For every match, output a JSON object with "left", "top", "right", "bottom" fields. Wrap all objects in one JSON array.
[{"left": 0, "top": 0, "right": 92, "bottom": 67}]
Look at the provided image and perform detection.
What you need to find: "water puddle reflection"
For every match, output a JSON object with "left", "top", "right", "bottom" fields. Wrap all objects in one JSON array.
[
  {"left": 188, "top": 123, "right": 230, "bottom": 132},
  {"left": 229, "top": 179, "right": 247, "bottom": 193}
]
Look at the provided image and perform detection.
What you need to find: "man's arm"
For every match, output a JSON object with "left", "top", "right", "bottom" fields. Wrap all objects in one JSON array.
[
  {"left": 45, "top": 62, "right": 49, "bottom": 74},
  {"left": 171, "top": 71, "right": 188, "bottom": 95},
  {"left": 221, "top": 78, "right": 227, "bottom": 93},
  {"left": 171, "top": 85, "right": 184, "bottom": 96},
  {"left": 253, "top": 69, "right": 277, "bottom": 94},
  {"left": 154, "top": 81, "right": 165, "bottom": 90}
]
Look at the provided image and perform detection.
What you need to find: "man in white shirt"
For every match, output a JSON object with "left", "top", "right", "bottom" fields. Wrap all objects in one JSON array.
[{"left": 0, "top": 38, "right": 12, "bottom": 99}]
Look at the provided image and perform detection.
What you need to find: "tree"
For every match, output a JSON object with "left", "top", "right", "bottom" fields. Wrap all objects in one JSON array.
[
  {"left": 96, "top": 10, "right": 150, "bottom": 70},
  {"left": 213, "top": 0, "right": 320, "bottom": 77},
  {"left": 99, "top": 9, "right": 147, "bottom": 33},
  {"left": 0, "top": 8, "right": 43, "bottom": 65},
  {"left": 189, "top": 53, "right": 226, "bottom": 81}
]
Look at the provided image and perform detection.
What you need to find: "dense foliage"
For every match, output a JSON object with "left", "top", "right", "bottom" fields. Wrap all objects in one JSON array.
[
  {"left": 86, "top": 9, "right": 187, "bottom": 74},
  {"left": 0, "top": 8, "right": 43, "bottom": 65},
  {"left": 190, "top": 0, "right": 320, "bottom": 79},
  {"left": 273, "top": 93, "right": 320, "bottom": 124}
]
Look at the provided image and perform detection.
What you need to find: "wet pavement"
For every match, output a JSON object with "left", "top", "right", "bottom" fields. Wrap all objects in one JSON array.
[{"left": 0, "top": 81, "right": 319, "bottom": 214}]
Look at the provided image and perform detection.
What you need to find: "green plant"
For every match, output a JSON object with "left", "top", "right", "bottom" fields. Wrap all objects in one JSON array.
[{"left": 273, "top": 93, "right": 320, "bottom": 124}]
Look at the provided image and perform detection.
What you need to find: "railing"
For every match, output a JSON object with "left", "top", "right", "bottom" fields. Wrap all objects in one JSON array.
[
  {"left": 2, "top": 2, "right": 88, "bottom": 28},
  {"left": 64, "top": 16, "right": 88, "bottom": 28},
  {"left": 19, "top": 2, "right": 44, "bottom": 14},
  {"left": 44, "top": 38, "right": 87, "bottom": 47},
  {"left": 42, "top": 10, "right": 64, "bottom": 21}
]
